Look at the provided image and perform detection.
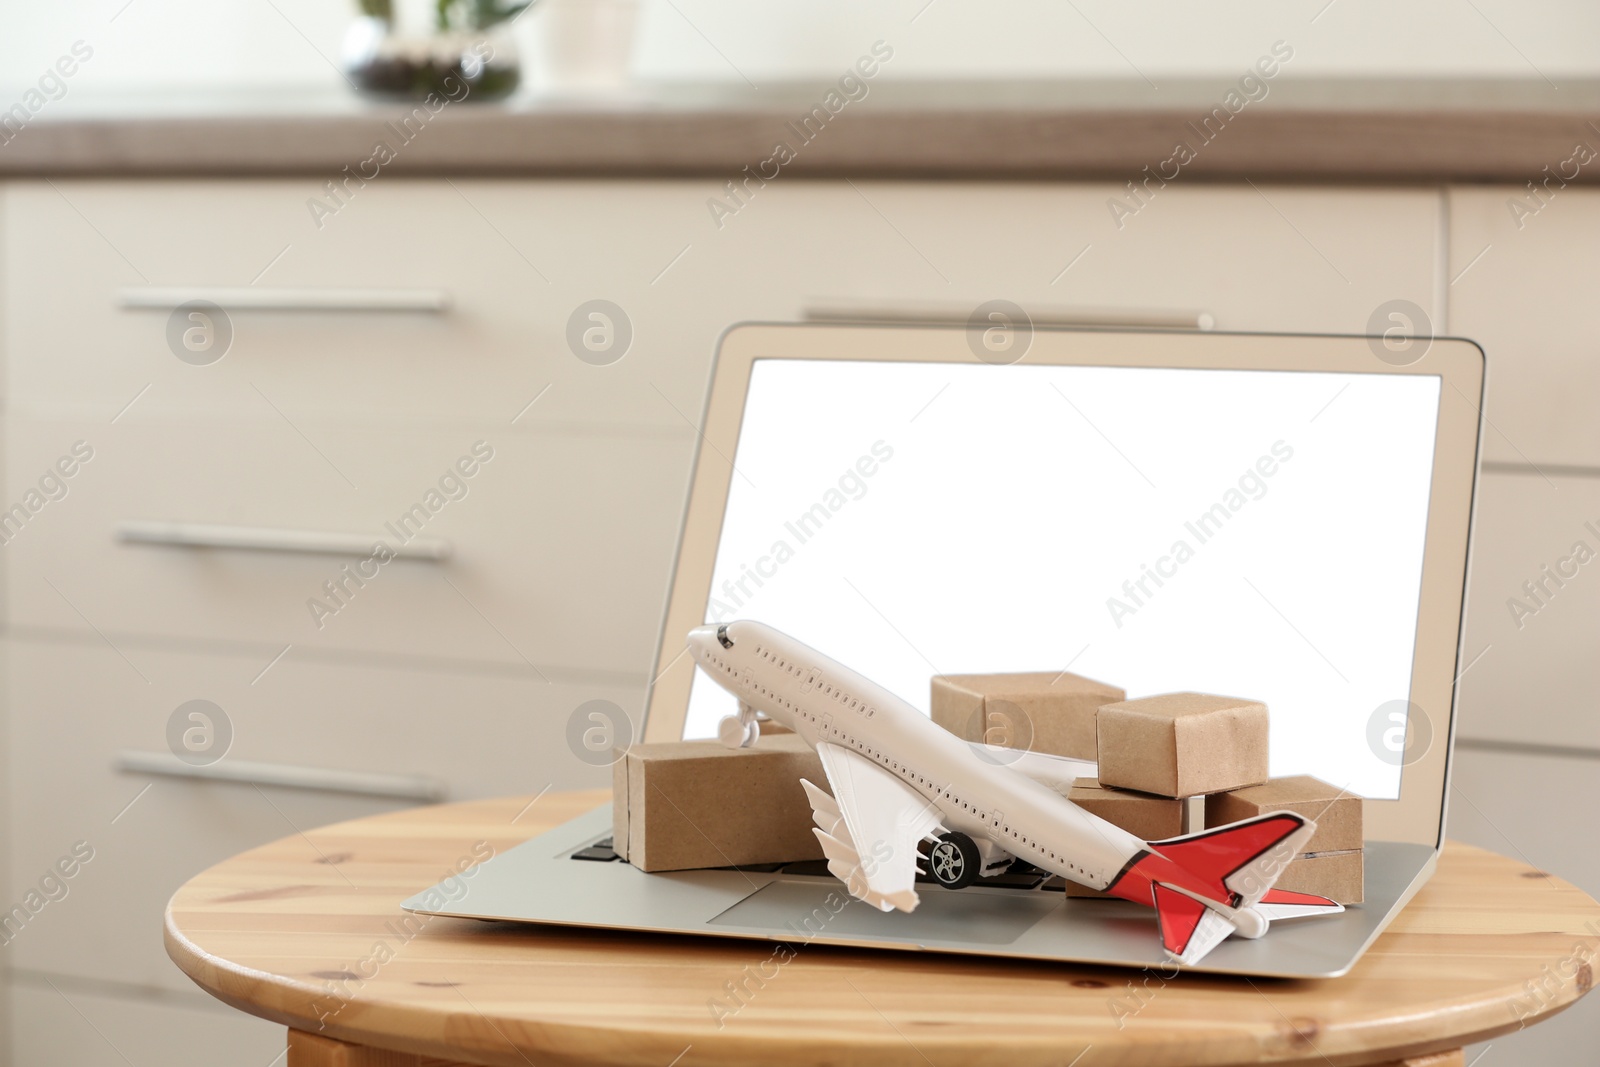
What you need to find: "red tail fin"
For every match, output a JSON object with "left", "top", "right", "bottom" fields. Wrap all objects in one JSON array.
[{"left": 1150, "top": 812, "right": 1311, "bottom": 905}]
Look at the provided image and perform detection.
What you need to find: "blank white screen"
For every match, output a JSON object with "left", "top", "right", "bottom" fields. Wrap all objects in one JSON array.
[{"left": 683, "top": 358, "right": 1441, "bottom": 800}]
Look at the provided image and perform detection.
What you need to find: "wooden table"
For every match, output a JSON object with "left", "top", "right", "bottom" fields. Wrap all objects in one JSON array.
[{"left": 165, "top": 790, "right": 1600, "bottom": 1067}]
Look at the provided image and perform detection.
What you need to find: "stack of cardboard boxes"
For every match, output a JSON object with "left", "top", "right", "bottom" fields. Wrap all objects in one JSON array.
[
  {"left": 1204, "top": 776, "right": 1364, "bottom": 901},
  {"left": 933, "top": 675, "right": 1364, "bottom": 902},
  {"left": 610, "top": 672, "right": 1363, "bottom": 903}
]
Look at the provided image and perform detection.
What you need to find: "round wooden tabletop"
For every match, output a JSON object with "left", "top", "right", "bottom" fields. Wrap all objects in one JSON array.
[{"left": 165, "top": 790, "right": 1600, "bottom": 1067}]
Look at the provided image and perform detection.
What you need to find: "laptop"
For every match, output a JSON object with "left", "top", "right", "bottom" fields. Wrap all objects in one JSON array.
[{"left": 404, "top": 323, "right": 1484, "bottom": 978}]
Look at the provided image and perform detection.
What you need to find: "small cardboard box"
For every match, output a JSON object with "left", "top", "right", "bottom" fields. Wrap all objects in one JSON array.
[
  {"left": 611, "top": 734, "right": 826, "bottom": 873},
  {"left": 1206, "top": 775, "right": 1363, "bottom": 853},
  {"left": 930, "top": 671, "right": 1125, "bottom": 760},
  {"left": 1066, "top": 778, "right": 1185, "bottom": 841},
  {"left": 1061, "top": 778, "right": 1183, "bottom": 898},
  {"left": 1096, "top": 692, "right": 1269, "bottom": 799},
  {"left": 1275, "top": 849, "right": 1364, "bottom": 904}
]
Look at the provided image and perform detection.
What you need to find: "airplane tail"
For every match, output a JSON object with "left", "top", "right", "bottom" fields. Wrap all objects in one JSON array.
[{"left": 1144, "top": 812, "right": 1344, "bottom": 965}]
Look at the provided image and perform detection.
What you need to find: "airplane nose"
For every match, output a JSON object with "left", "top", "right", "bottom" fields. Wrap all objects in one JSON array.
[
  {"left": 687, "top": 621, "right": 744, "bottom": 662},
  {"left": 686, "top": 625, "right": 720, "bottom": 661}
]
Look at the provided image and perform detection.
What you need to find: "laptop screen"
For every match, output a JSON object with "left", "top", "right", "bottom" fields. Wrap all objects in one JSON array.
[{"left": 683, "top": 357, "right": 1442, "bottom": 801}]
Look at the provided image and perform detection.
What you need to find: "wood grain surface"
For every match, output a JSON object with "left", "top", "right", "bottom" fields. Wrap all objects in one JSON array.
[{"left": 165, "top": 791, "right": 1600, "bottom": 1067}]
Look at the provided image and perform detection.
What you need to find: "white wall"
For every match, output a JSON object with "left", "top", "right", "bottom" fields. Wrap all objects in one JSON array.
[{"left": 0, "top": 0, "right": 1596, "bottom": 96}]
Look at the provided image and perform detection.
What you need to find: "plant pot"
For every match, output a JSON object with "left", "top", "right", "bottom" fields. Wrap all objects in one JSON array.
[{"left": 342, "top": 16, "right": 521, "bottom": 101}]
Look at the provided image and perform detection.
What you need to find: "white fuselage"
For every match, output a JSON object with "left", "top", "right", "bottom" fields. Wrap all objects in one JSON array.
[{"left": 688, "top": 620, "right": 1150, "bottom": 891}]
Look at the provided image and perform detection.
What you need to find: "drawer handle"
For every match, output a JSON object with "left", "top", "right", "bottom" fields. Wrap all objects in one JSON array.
[
  {"left": 115, "top": 520, "right": 451, "bottom": 561},
  {"left": 803, "top": 300, "right": 1215, "bottom": 331},
  {"left": 115, "top": 287, "right": 450, "bottom": 313},
  {"left": 115, "top": 750, "right": 447, "bottom": 803}
]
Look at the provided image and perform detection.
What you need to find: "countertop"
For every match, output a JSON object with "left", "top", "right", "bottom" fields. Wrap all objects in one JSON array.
[{"left": 7, "top": 78, "right": 1600, "bottom": 182}]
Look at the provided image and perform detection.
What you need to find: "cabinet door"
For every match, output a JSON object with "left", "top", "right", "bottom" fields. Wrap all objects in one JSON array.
[
  {"left": 8, "top": 980, "right": 283, "bottom": 1067},
  {"left": 1451, "top": 747, "right": 1600, "bottom": 1062},
  {"left": 4, "top": 635, "right": 631, "bottom": 992},
  {"left": 1449, "top": 187, "right": 1600, "bottom": 467},
  {"left": 1458, "top": 471, "right": 1600, "bottom": 751}
]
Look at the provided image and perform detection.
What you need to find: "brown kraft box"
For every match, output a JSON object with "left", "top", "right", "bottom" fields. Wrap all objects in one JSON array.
[
  {"left": 930, "top": 671, "right": 1126, "bottom": 760},
  {"left": 1061, "top": 778, "right": 1184, "bottom": 898},
  {"left": 1274, "top": 849, "right": 1364, "bottom": 904},
  {"left": 611, "top": 734, "right": 827, "bottom": 872},
  {"left": 1095, "top": 692, "right": 1269, "bottom": 799},
  {"left": 1206, "top": 775, "right": 1363, "bottom": 854}
]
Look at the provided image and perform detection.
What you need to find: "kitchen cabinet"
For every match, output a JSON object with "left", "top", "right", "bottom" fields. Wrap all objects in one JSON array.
[{"left": 19, "top": 176, "right": 1590, "bottom": 1065}]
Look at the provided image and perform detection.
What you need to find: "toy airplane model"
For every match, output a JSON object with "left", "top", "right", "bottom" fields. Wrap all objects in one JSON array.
[{"left": 686, "top": 619, "right": 1343, "bottom": 966}]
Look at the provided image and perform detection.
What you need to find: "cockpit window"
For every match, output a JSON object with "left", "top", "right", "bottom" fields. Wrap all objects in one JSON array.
[{"left": 716, "top": 624, "right": 734, "bottom": 649}]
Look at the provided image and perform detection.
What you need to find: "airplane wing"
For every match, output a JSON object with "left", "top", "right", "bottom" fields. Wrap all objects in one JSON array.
[
  {"left": 1254, "top": 886, "right": 1345, "bottom": 921},
  {"left": 1152, "top": 882, "right": 1238, "bottom": 965},
  {"left": 801, "top": 742, "right": 944, "bottom": 913},
  {"left": 967, "top": 742, "right": 1096, "bottom": 792}
]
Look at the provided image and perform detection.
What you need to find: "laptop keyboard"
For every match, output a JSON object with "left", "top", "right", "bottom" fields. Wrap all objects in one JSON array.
[{"left": 569, "top": 835, "right": 1056, "bottom": 889}]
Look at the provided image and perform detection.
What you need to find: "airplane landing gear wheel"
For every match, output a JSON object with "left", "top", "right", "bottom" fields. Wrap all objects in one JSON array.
[
  {"left": 717, "top": 714, "right": 759, "bottom": 749},
  {"left": 927, "top": 832, "right": 981, "bottom": 890}
]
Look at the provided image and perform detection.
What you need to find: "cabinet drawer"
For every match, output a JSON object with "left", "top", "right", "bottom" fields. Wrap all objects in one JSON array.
[
  {"left": 4, "top": 635, "right": 634, "bottom": 990},
  {"left": 6, "top": 181, "right": 1440, "bottom": 430},
  {"left": 5, "top": 180, "right": 532, "bottom": 423},
  {"left": 3, "top": 416, "right": 691, "bottom": 678},
  {"left": 458, "top": 181, "right": 1441, "bottom": 336},
  {"left": 1449, "top": 187, "right": 1600, "bottom": 467},
  {"left": 4, "top": 179, "right": 736, "bottom": 430},
  {"left": 9, "top": 981, "right": 283, "bottom": 1067},
  {"left": 1457, "top": 471, "right": 1600, "bottom": 750}
]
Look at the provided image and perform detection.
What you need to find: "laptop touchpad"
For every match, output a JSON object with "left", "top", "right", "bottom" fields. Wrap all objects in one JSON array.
[{"left": 708, "top": 881, "right": 1060, "bottom": 945}]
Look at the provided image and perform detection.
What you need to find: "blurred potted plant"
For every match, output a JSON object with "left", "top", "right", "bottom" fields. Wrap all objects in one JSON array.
[{"left": 342, "top": 0, "right": 531, "bottom": 101}]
